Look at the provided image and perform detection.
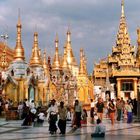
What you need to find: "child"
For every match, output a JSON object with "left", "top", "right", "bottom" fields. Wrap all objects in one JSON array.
[
  {"left": 91, "top": 118, "right": 106, "bottom": 137},
  {"left": 66, "top": 107, "right": 71, "bottom": 121},
  {"left": 125, "top": 100, "right": 133, "bottom": 123},
  {"left": 81, "top": 109, "right": 88, "bottom": 124}
]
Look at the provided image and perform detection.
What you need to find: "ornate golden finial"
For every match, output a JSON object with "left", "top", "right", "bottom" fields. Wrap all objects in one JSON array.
[
  {"left": 52, "top": 34, "right": 61, "bottom": 70},
  {"left": 14, "top": 11, "right": 25, "bottom": 61},
  {"left": 30, "top": 32, "right": 42, "bottom": 66},
  {"left": 67, "top": 28, "right": 71, "bottom": 43},
  {"left": 121, "top": 0, "right": 125, "bottom": 17},
  {"left": 55, "top": 33, "right": 59, "bottom": 48}
]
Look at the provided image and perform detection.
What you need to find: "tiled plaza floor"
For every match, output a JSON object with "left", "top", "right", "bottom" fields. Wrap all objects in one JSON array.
[{"left": 0, "top": 117, "right": 140, "bottom": 140}]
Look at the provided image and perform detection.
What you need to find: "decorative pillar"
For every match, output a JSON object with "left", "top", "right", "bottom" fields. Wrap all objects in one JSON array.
[
  {"left": 18, "top": 80, "right": 24, "bottom": 102},
  {"left": 117, "top": 78, "right": 121, "bottom": 98},
  {"left": 35, "top": 87, "right": 38, "bottom": 103},
  {"left": 25, "top": 86, "right": 28, "bottom": 99},
  {"left": 14, "top": 87, "right": 18, "bottom": 105},
  {"left": 44, "top": 87, "right": 47, "bottom": 104},
  {"left": 134, "top": 78, "right": 138, "bottom": 99}
]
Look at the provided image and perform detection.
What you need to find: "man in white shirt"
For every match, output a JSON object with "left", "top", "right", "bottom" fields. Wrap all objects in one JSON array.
[{"left": 47, "top": 99, "right": 58, "bottom": 134}]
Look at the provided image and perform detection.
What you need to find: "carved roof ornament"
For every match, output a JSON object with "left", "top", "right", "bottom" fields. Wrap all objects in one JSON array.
[
  {"left": 0, "top": 45, "right": 8, "bottom": 70},
  {"left": 30, "top": 32, "right": 42, "bottom": 66},
  {"left": 14, "top": 9, "right": 25, "bottom": 61},
  {"left": 116, "top": 0, "right": 130, "bottom": 48},
  {"left": 0, "top": 34, "right": 9, "bottom": 70},
  {"left": 110, "top": 0, "right": 136, "bottom": 67}
]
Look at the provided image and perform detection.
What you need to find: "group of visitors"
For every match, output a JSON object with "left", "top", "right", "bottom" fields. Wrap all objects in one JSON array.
[
  {"left": 0, "top": 98, "right": 14, "bottom": 115},
  {"left": 46, "top": 99, "right": 87, "bottom": 135},
  {"left": 90, "top": 97, "right": 137, "bottom": 126},
  {"left": 90, "top": 97, "right": 138, "bottom": 138},
  {"left": 0, "top": 96, "right": 138, "bottom": 138},
  {"left": 17, "top": 99, "right": 45, "bottom": 126}
]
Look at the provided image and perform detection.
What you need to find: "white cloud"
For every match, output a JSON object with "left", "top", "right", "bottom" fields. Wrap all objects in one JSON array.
[{"left": 0, "top": 0, "right": 139, "bottom": 73}]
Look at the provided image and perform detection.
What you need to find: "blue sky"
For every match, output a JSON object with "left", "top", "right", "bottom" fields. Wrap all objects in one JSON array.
[{"left": 0, "top": 0, "right": 140, "bottom": 73}]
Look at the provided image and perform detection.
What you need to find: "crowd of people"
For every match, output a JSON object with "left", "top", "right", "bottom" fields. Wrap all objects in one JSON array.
[
  {"left": 90, "top": 97, "right": 137, "bottom": 125},
  {"left": 0, "top": 96, "right": 138, "bottom": 137}
]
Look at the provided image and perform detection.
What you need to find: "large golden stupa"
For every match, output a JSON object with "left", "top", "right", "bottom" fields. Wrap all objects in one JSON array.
[
  {"left": 0, "top": 13, "right": 93, "bottom": 106},
  {"left": 93, "top": 0, "right": 140, "bottom": 101}
]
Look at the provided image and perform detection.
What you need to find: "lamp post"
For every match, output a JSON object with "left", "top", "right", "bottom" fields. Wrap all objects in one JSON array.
[{"left": 1, "top": 34, "right": 9, "bottom": 42}]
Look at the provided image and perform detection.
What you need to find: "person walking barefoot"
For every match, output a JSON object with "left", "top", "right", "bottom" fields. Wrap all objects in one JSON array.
[{"left": 108, "top": 99, "right": 116, "bottom": 126}]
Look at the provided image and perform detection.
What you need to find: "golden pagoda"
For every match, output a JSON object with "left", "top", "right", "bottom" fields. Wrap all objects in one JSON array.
[
  {"left": 93, "top": 0, "right": 140, "bottom": 100},
  {"left": 77, "top": 48, "right": 94, "bottom": 104},
  {"left": 0, "top": 14, "right": 94, "bottom": 107},
  {"left": 2, "top": 14, "right": 28, "bottom": 104}
]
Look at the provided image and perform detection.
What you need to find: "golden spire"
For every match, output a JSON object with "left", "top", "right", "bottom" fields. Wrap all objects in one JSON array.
[
  {"left": 116, "top": 0, "right": 130, "bottom": 47},
  {"left": 65, "top": 28, "right": 77, "bottom": 67},
  {"left": 79, "top": 48, "right": 85, "bottom": 75},
  {"left": 14, "top": 9, "right": 25, "bottom": 61},
  {"left": 0, "top": 45, "right": 8, "bottom": 70},
  {"left": 52, "top": 34, "right": 61, "bottom": 70},
  {"left": 30, "top": 32, "right": 42, "bottom": 66},
  {"left": 67, "top": 28, "right": 71, "bottom": 44},
  {"left": 43, "top": 49, "right": 49, "bottom": 76},
  {"left": 121, "top": 0, "right": 124, "bottom": 17},
  {"left": 55, "top": 33, "right": 59, "bottom": 48}
]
